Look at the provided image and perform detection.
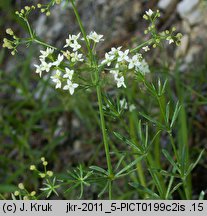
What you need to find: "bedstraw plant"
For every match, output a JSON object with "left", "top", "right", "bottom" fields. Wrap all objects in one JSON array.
[{"left": 2, "top": 0, "right": 204, "bottom": 200}]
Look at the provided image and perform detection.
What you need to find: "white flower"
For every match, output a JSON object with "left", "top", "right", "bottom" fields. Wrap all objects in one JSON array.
[
  {"left": 40, "top": 61, "right": 52, "bottom": 72},
  {"left": 52, "top": 54, "right": 64, "bottom": 66},
  {"left": 63, "top": 68, "right": 74, "bottom": 80},
  {"left": 51, "top": 70, "right": 62, "bottom": 89},
  {"left": 70, "top": 52, "right": 83, "bottom": 62},
  {"left": 34, "top": 64, "right": 43, "bottom": 77},
  {"left": 63, "top": 79, "right": 79, "bottom": 95},
  {"left": 117, "top": 49, "right": 129, "bottom": 62},
  {"left": 108, "top": 46, "right": 122, "bottom": 56},
  {"left": 52, "top": 79, "right": 61, "bottom": 89},
  {"left": 146, "top": 9, "right": 153, "bottom": 17},
  {"left": 87, "top": 31, "right": 104, "bottom": 43},
  {"left": 142, "top": 46, "right": 150, "bottom": 52},
  {"left": 120, "top": 98, "right": 128, "bottom": 110},
  {"left": 128, "top": 54, "right": 141, "bottom": 69},
  {"left": 129, "top": 104, "right": 136, "bottom": 112},
  {"left": 70, "top": 40, "right": 81, "bottom": 52},
  {"left": 64, "top": 33, "right": 81, "bottom": 48},
  {"left": 64, "top": 36, "right": 72, "bottom": 48},
  {"left": 136, "top": 59, "right": 150, "bottom": 74},
  {"left": 168, "top": 39, "right": 174, "bottom": 44},
  {"left": 39, "top": 48, "right": 54, "bottom": 60},
  {"left": 71, "top": 33, "right": 81, "bottom": 41},
  {"left": 110, "top": 69, "right": 119, "bottom": 79},
  {"left": 101, "top": 53, "right": 114, "bottom": 66},
  {"left": 116, "top": 76, "right": 126, "bottom": 88}
]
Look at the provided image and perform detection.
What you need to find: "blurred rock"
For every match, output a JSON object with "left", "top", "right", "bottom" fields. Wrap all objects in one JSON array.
[
  {"left": 182, "top": 20, "right": 191, "bottom": 33},
  {"left": 175, "top": 35, "right": 189, "bottom": 58},
  {"left": 158, "top": 0, "right": 177, "bottom": 11},
  {"left": 187, "top": 9, "right": 203, "bottom": 25},
  {"left": 185, "top": 45, "right": 202, "bottom": 64},
  {"left": 177, "top": 0, "right": 200, "bottom": 16}
]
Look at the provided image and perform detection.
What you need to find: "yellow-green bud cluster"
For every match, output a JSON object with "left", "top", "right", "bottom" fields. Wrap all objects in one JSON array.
[
  {"left": 3, "top": 28, "right": 19, "bottom": 55},
  {"left": 15, "top": 5, "right": 36, "bottom": 19},
  {"left": 30, "top": 157, "right": 54, "bottom": 179},
  {"left": 3, "top": 38, "right": 13, "bottom": 50},
  {"left": 36, "top": 3, "right": 51, "bottom": 16}
]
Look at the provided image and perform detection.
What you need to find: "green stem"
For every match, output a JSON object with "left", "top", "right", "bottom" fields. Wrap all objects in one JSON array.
[
  {"left": 130, "top": 39, "right": 153, "bottom": 53},
  {"left": 70, "top": 0, "right": 113, "bottom": 199},
  {"left": 70, "top": 0, "right": 92, "bottom": 59},
  {"left": 34, "top": 39, "right": 57, "bottom": 50},
  {"left": 96, "top": 84, "right": 113, "bottom": 174},
  {"left": 25, "top": 19, "right": 34, "bottom": 39},
  {"left": 96, "top": 72, "right": 113, "bottom": 199},
  {"left": 168, "top": 133, "right": 179, "bottom": 163},
  {"left": 108, "top": 181, "right": 112, "bottom": 200}
]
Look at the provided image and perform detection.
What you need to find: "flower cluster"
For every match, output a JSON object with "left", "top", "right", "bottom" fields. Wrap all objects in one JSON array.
[
  {"left": 13, "top": 183, "right": 37, "bottom": 200},
  {"left": 13, "top": 157, "right": 58, "bottom": 200},
  {"left": 143, "top": 9, "right": 182, "bottom": 47},
  {"left": 101, "top": 47, "right": 150, "bottom": 88},
  {"left": 34, "top": 42, "right": 80, "bottom": 95},
  {"left": 34, "top": 31, "right": 106, "bottom": 95},
  {"left": 2, "top": 28, "right": 21, "bottom": 55},
  {"left": 15, "top": 5, "right": 36, "bottom": 19},
  {"left": 30, "top": 157, "right": 54, "bottom": 178},
  {"left": 37, "top": 1, "right": 61, "bottom": 17},
  {"left": 3, "top": 6, "right": 181, "bottom": 96}
]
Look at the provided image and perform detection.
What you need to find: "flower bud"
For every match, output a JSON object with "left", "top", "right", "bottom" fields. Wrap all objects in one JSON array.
[
  {"left": 39, "top": 173, "right": 46, "bottom": 178},
  {"left": 18, "top": 183, "right": 24, "bottom": 190},
  {"left": 30, "top": 165, "right": 36, "bottom": 170},
  {"left": 6, "top": 28, "right": 14, "bottom": 36},
  {"left": 14, "top": 191, "right": 20, "bottom": 196},
  {"left": 43, "top": 161, "right": 48, "bottom": 166},
  {"left": 25, "top": 6, "right": 30, "bottom": 11},
  {"left": 47, "top": 171, "right": 53, "bottom": 177},
  {"left": 41, "top": 157, "right": 45, "bottom": 162},
  {"left": 30, "top": 191, "right": 36, "bottom": 196},
  {"left": 46, "top": 11, "right": 51, "bottom": 16}
]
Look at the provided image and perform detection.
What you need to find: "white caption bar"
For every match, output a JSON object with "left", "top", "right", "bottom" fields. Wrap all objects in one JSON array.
[{"left": 0, "top": 201, "right": 206, "bottom": 216}]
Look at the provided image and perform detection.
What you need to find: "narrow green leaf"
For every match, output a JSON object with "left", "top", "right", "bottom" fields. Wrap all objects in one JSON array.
[
  {"left": 161, "top": 79, "right": 168, "bottom": 95},
  {"left": 129, "top": 182, "right": 160, "bottom": 199},
  {"left": 115, "top": 155, "right": 145, "bottom": 177},
  {"left": 89, "top": 166, "right": 108, "bottom": 176},
  {"left": 170, "top": 102, "right": 181, "bottom": 128},
  {"left": 165, "top": 102, "right": 170, "bottom": 124},
  {"left": 113, "top": 132, "right": 142, "bottom": 153},
  {"left": 116, "top": 168, "right": 137, "bottom": 179},
  {"left": 170, "top": 182, "right": 183, "bottom": 196},
  {"left": 144, "top": 124, "right": 148, "bottom": 149},
  {"left": 162, "top": 149, "right": 180, "bottom": 173},
  {"left": 137, "top": 120, "right": 143, "bottom": 142},
  {"left": 139, "top": 112, "right": 165, "bottom": 129},
  {"left": 199, "top": 191, "right": 205, "bottom": 200},
  {"left": 64, "top": 182, "right": 80, "bottom": 194},
  {"left": 114, "top": 154, "right": 126, "bottom": 172},
  {"left": 159, "top": 170, "right": 180, "bottom": 178},
  {"left": 98, "top": 181, "right": 109, "bottom": 198},
  {"left": 185, "top": 149, "right": 205, "bottom": 177}
]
